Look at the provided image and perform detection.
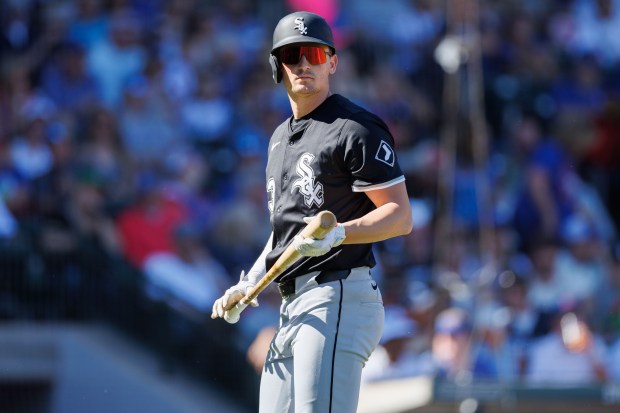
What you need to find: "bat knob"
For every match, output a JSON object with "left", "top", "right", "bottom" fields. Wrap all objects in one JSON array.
[
  {"left": 318, "top": 210, "right": 337, "bottom": 229},
  {"left": 223, "top": 302, "right": 247, "bottom": 324},
  {"left": 224, "top": 312, "right": 240, "bottom": 324}
]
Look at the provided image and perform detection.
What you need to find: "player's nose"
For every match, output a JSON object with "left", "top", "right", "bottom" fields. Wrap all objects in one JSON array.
[{"left": 297, "top": 54, "right": 311, "bottom": 67}]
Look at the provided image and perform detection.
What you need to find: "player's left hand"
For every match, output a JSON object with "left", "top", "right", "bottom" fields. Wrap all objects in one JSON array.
[
  {"left": 211, "top": 271, "right": 258, "bottom": 320},
  {"left": 292, "top": 219, "right": 346, "bottom": 257}
]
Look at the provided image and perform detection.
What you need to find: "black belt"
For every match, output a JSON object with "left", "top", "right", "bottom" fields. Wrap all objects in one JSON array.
[{"left": 277, "top": 269, "right": 352, "bottom": 298}]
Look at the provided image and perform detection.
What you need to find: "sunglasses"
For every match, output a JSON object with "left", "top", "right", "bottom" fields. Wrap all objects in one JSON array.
[{"left": 280, "top": 46, "right": 331, "bottom": 65}]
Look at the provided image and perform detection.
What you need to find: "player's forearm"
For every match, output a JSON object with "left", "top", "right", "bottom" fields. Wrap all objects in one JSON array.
[
  {"left": 246, "top": 232, "right": 273, "bottom": 284},
  {"left": 341, "top": 201, "right": 412, "bottom": 244}
]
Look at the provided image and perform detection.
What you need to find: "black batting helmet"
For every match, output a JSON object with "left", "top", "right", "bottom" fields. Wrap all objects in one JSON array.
[{"left": 269, "top": 11, "right": 335, "bottom": 84}]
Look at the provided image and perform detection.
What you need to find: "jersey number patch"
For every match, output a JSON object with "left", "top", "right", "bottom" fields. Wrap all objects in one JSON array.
[{"left": 292, "top": 153, "right": 324, "bottom": 208}]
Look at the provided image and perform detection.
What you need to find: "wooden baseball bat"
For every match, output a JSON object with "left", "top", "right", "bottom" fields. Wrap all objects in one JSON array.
[{"left": 223, "top": 210, "right": 337, "bottom": 323}]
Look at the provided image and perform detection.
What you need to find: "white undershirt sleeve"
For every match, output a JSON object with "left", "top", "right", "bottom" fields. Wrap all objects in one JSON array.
[{"left": 245, "top": 232, "right": 273, "bottom": 285}]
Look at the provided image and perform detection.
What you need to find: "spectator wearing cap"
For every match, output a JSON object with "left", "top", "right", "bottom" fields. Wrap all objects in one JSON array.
[
  {"left": 564, "top": 0, "right": 620, "bottom": 68},
  {"left": 9, "top": 106, "right": 55, "bottom": 181},
  {"left": 525, "top": 236, "right": 566, "bottom": 333},
  {"left": 86, "top": 9, "right": 146, "bottom": 107},
  {"left": 526, "top": 308, "right": 609, "bottom": 385},
  {"left": 66, "top": 0, "right": 110, "bottom": 50},
  {"left": 179, "top": 71, "right": 234, "bottom": 143},
  {"left": 117, "top": 72, "right": 180, "bottom": 167},
  {"left": 30, "top": 121, "right": 77, "bottom": 222},
  {"left": 553, "top": 214, "right": 609, "bottom": 320},
  {"left": 427, "top": 307, "right": 473, "bottom": 380},
  {"left": 115, "top": 170, "right": 188, "bottom": 269},
  {"left": 8, "top": 82, "right": 57, "bottom": 181},
  {"left": 40, "top": 42, "right": 100, "bottom": 116},
  {"left": 406, "top": 280, "right": 439, "bottom": 354},
  {"left": 471, "top": 302, "right": 523, "bottom": 382},
  {"left": 74, "top": 107, "right": 136, "bottom": 208},
  {"left": 497, "top": 271, "right": 538, "bottom": 351},
  {"left": 511, "top": 114, "right": 580, "bottom": 252}
]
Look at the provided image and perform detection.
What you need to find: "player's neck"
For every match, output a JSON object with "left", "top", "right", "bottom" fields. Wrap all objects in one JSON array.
[{"left": 289, "top": 89, "right": 332, "bottom": 119}]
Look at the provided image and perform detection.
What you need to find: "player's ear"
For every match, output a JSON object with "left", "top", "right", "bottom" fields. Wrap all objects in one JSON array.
[
  {"left": 329, "top": 54, "right": 338, "bottom": 75},
  {"left": 270, "top": 54, "right": 282, "bottom": 83}
]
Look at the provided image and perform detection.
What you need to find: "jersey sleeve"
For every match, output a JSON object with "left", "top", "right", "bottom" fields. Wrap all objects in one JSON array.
[{"left": 339, "top": 116, "right": 405, "bottom": 192}]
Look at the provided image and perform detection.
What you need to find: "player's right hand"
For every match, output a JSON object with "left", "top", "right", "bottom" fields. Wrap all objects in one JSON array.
[
  {"left": 211, "top": 271, "right": 258, "bottom": 319},
  {"left": 292, "top": 221, "right": 346, "bottom": 257}
]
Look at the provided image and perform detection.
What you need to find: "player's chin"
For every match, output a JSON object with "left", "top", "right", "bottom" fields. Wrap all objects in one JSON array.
[{"left": 292, "top": 83, "right": 317, "bottom": 94}]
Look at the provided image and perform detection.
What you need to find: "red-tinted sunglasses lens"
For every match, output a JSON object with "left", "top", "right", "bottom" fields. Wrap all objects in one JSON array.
[{"left": 281, "top": 46, "right": 328, "bottom": 65}]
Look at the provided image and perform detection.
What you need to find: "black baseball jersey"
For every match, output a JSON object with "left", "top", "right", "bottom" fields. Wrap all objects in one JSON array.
[{"left": 265, "top": 94, "right": 405, "bottom": 282}]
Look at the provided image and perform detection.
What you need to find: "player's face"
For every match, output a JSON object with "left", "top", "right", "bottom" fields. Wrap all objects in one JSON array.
[{"left": 280, "top": 43, "right": 337, "bottom": 97}]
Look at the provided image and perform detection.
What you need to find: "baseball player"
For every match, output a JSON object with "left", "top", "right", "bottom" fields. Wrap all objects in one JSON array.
[{"left": 212, "top": 11, "right": 413, "bottom": 413}]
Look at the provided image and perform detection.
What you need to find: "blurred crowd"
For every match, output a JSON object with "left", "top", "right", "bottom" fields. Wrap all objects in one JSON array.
[{"left": 1, "top": 0, "right": 620, "bottom": 403}]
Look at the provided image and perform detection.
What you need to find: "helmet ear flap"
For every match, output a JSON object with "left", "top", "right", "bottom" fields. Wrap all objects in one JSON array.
[{"left": 269, "top": 54, "right": 282, "bottom": 84}]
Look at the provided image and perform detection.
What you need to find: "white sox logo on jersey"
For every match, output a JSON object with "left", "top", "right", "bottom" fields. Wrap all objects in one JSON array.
[
  {"left": 292, "top": 153, "right": 324, "bottom": 208},
  {"left": 294, "top": 17, "right": 308, "bottom": 35}
]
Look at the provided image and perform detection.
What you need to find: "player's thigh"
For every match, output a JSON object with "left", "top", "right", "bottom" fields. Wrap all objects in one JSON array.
[
  {"left": 331, "top": 297, "right": 385, "bottom": 411},
  {"left": 291, "top": 312, "right": 335, "bottom": 413},
  {"left": 291, "top": 293, "right": 384, "bottom": 412},
  {"left": 259, "top": 356, "right": 294, "bottom": 413}
]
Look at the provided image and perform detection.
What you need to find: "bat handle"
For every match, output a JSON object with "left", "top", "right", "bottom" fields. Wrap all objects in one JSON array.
[{"left": 224, "top": 300, "right": 248, "bottom": 324}]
